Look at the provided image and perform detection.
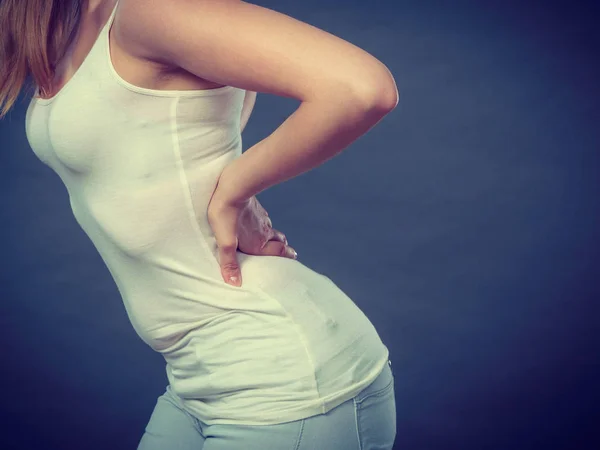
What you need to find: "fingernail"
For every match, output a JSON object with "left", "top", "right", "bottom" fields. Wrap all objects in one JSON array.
[{"left": 229, "top": 276, "right": 241, "bottom": 287}]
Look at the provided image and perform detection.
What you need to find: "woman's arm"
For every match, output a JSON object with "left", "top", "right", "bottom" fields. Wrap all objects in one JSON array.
[
  {"left": 240, "top": 90, "right": 257, "bottom": 133},
  {"left": 122, "top": 0, "right": 398, "bottom": 202}
]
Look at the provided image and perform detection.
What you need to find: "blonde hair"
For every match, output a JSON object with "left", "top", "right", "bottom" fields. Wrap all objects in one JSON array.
[{"left": 0, "top": 0, "right": 82, "bottom": 119}]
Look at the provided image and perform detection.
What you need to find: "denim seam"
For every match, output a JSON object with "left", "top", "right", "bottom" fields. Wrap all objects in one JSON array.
[
  {"left": 293, "top": 419, "right": 305, "bottom": 450},
  {"left": 353, "top": 397, "right": 363, "bottom": 450}
]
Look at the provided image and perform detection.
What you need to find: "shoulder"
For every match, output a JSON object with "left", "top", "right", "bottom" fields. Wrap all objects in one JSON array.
[{"left": 111, "top": 0, "right": 176, "bottom": 72}]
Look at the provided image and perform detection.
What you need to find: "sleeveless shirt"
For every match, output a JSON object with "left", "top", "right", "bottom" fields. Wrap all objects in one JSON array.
[{"left": 24, "top": 0, "right": 390, "bottom": 425}]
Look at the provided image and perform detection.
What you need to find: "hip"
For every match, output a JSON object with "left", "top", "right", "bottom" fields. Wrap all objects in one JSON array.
[{"left": 138, "top": 359, "right": 396, "bottom": 450}]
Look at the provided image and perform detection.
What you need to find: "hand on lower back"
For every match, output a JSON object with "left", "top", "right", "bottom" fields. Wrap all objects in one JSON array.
[{"left": 207, "top": 190, "right": 297, "bottom": 287}]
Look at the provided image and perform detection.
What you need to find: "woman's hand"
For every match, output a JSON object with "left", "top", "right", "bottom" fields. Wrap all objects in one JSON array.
[{"left": 207, "top": 189, "right": 297, "bottom": 287}]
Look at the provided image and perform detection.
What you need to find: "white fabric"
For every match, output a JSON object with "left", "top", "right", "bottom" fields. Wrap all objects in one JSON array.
[{"left": 24, "top": 1, "right": 389, "bottom": 426}]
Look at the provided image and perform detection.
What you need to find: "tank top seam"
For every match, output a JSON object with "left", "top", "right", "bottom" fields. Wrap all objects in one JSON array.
[
  {"left": 252, "top": 284, "right": 324, "bottom": 408},
  {"left": 168, "top": 97, "right": 221, "bottom": 276}
]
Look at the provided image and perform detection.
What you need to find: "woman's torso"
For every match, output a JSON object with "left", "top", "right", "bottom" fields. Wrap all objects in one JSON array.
[{"left": 26, "top": 0, "right": 390, "bottom": 426}]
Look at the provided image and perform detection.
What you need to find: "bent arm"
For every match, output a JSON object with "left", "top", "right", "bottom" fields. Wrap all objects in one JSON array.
[
  {"left": 217, "top": 91, "right": 395, "bottom": 205},
  {"left": 121, "top": 0, "right": 398, "bottom": 202}
]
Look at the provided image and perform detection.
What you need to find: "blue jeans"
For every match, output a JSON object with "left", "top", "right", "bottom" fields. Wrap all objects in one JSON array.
[{"left": 138, "top": 359, "right": 396, "bottom": 449}]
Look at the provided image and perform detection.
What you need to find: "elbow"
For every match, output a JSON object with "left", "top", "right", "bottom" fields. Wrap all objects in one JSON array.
[
  {"left": 351, "top": 70, "right": 399, "bottom": 112},
  {"left": 374, "top": 83, "right": 399, "bottom": 112},
  {"left": 362, "top": 82, "right": 399, "bottom": 112}
]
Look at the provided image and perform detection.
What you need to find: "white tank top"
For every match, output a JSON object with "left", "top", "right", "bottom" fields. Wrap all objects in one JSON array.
[{"left": 24, "top": 0, "right": 389, "bottom": 426}]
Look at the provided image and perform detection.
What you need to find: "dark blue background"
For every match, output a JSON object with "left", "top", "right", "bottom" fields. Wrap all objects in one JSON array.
[{"left": 1, "top": 0, "right": 598, "bottom": 448}]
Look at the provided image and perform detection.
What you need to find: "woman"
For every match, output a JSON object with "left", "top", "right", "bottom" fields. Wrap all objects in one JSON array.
[{"left": 1, "top": 0, "right": 399, "bottom": 448}]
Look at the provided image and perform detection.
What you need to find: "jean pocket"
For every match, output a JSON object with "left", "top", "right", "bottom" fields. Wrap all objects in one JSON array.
[
  {"left": 354, "top": 363, "right": 396, "bottom": 449},
  {"left": 354, "top": 363, "right": 394, "bottom": 405}
]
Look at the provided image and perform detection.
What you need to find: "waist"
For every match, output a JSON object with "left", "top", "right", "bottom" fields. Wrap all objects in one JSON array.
[{"left": 163, "top": 308, "right": 388, "bottom": 400}]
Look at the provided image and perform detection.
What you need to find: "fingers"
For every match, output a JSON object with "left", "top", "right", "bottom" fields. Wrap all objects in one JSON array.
[
  {"left": 269, "top": 229, "right": 288, "bottom": 246},
  {"left": 264, "top": 228, "right": 296, "bottom": 259},
  {"left": 261, "top": 240, "right": 297, "bottom": 260},
  {"left": 208, "top": 197, "right": 244, "bottom": 287},
  {"left": 218, "top": 237, "right": 242, "bottom": 287}
]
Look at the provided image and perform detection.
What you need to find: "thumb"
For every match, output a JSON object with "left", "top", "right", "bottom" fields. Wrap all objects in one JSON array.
[{"left": 218, "top": 236, "right": 242, "bottom": 287}]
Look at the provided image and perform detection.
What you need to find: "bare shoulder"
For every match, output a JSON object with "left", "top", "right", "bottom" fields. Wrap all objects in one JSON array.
[{"left": 120, "top": 0, "right": 397, "bottom": 105}]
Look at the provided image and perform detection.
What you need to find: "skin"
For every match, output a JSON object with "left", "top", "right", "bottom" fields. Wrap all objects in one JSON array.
[
  {"left": 56, "top": 0, "right": 396, "bottom": 287},
  {"left": 53, "top": 0, "right": 296, "bottom": 288}
]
